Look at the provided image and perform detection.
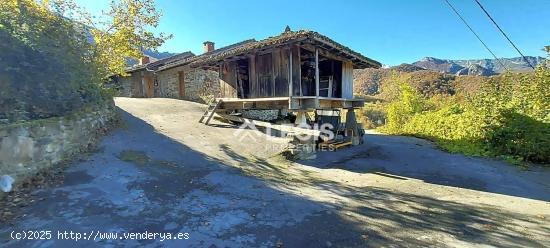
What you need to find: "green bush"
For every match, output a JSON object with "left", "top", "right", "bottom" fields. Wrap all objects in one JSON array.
[
  {"left": 380, "top": 82, "right": 426, "bottom": 133},
  {"left": 375, "top": 61, "right": 550, "bottom": 165},
  {"left": 357, "top": 103, "right": 386, "bottom": 129},
  {"left": 0, "top": 1, "right": 103, "bottom": 123},
  {"left": 400, "top": 106, "right": 490, "bottom": 156},
  {"left": 488, "top": 111, "right": 550, "bottom": 164}
]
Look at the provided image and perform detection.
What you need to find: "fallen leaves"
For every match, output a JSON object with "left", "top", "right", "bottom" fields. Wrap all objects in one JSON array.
[
  {"left": 276, "top": 239, "right": 283, "bottom": 247},
  {"left": 0, "top": 166, "right": 66, "bottom": 223}
]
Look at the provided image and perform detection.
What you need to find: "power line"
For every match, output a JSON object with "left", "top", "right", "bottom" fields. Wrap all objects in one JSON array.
[
  {"left": 443, "top": 0, "right": 508, "bottom": 71},
  {"left": 474, "top": 0, "right": 535, "bottom": 69}
]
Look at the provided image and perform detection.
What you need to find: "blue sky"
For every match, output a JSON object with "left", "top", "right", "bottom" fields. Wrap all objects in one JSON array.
[{"left": 76, "top": 0, "right": 550, "bottom": 66}]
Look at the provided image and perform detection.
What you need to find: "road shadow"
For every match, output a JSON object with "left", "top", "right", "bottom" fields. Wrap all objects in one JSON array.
[
  {"left": 299, "top": 131, "right": 550, "bottom": 202},
  {"left": 2, "top": 108, "right": 547, "bottom": 247},
  {"left": 217, "top": 143, "right": 549, "bottom": 247},
  {"left": 1, "top": 108, "right": 367, "bottom": 247}
]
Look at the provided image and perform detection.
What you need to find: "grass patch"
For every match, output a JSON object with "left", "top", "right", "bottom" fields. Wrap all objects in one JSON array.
[{"left": 117, "top": 150, "right": 150, "bottom": 166}]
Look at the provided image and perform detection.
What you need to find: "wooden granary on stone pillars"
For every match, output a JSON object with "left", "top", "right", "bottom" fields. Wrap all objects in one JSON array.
[{"left": 195, "top": 27, "right": 382, "bottom": 158}]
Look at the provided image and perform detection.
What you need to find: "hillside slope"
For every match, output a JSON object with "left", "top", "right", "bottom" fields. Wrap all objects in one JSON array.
[{"left": 412, "top": 56, "right": 545, "bottom": 76}]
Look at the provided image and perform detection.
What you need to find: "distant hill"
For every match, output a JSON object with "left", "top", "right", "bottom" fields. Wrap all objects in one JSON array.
[
  {"left": 126, "top": 49, "right": 178, "bottom": 66},
  {"left": 390, "top": 63, "right": 426, "bottom": 72},
  {"left": 353, "top": 55, "right": 547, "bottom": 97},
  {"left": 143, "top": 50, "right": 178, "bottom": 60},
  {"left": 354, "top": 67, "right": 457, "bottom": 97},
  {"left": 412, "top": 56, "right": 546, "bottom": 76}
]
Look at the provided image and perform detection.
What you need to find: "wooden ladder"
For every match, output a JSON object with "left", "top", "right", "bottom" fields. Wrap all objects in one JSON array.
[{"left": 199, "top": 99, "right": 222, "bottom": 125}]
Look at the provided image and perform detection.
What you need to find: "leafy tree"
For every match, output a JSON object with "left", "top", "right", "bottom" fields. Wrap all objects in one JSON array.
[
  {"left": 406, "top": 70, "right": 455, "bottom": 97},
  {"left": 0, "top": 0, "right": 170, "bottom": 122},
  {"left": 81, "top": 0, "right": 172, "bottom": 77},
  {"left": 1, "top": 0, "right": 101, "bottom": 121},
  {"left": 3, "top": 0, "right": 170, "bottom": 79},
  {"left": 381, "top": 75, "right": 426, "bottom": 133}
]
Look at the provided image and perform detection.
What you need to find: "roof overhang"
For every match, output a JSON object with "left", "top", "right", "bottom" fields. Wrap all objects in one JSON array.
[{"left": 189, "top": 31, "right": 381, "bottom": 69}]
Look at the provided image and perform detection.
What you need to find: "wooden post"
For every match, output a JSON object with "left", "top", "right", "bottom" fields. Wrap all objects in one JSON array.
[
  {"left": 178, "top": 71, "right": 185, "bottom": 98},
  {"left": 237, "top": 65, "right": 244, "bottom": 98},
  {"left": 271, "top": 49, "right": 276, "bottom": 97},
  {"left": 249, "top": 55, "right": 256, "bottom": 98},
  {"left": 315, "top": 48, "right": 319, "bottom": 98},
  {"left": 218, "top": 62, "right": 224, "bottom": 98},
  {"left": 140, "top": 71, "right": 145, "bottom": 97},
  {"left": 297, "top": 46, "right": 303, "bottom": 97},
  {"left": 288, "top": 48, "right": 293, "bottom": 97}
]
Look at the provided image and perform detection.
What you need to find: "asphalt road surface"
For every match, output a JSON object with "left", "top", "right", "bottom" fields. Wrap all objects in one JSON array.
[{"left": 1, "top": 97, "right": 549, "bottom": 247}]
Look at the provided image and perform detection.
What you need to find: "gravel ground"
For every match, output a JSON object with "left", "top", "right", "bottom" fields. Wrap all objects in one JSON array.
[{"left": 1, "top": 97, "right": 549, "bottom": 247}]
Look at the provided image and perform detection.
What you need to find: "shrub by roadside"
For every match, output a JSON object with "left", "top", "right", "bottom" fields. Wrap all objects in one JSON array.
[{"left": 360, "top": 61, "right": 549, "bottom": 166}]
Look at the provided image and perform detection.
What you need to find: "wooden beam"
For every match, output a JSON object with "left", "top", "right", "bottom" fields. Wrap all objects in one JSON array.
[
  {"left": 217, "top": 97, "right": 290, "bottom": 102},
  {"left": 237, "top": 68, "right": 244, "bottom": 98},
  {"left": 140, "top": 71, "right": 145, "bottom": 97},
  {"left": 271, "top": 48, "right": 276, "bottom": 97},
  {"left": 297, "top": 45, "right": 303, "bottom": 97},
  {"left": 218, "top": 114, "right": 320, "bottom": 137},
  {"left": 220, "top": 55, "right": 249, "bottom": 63},
  {"left": 248, "top": 55, "right": 256, "bottom": 98},
  {"left": 310, "top": 37, "right": 378, "bottom": 68},
  {"left": 288, "top": 47, "right": 293, "bottom": 98},
  {"left": 301, "top": 44, "right": 353, "bottom": 64},
  {"left": 218, "top": 62, "right": 224, "bottom": 98},
  {"left": 315, "top": 48, "right": 319, "bottom": 98}
]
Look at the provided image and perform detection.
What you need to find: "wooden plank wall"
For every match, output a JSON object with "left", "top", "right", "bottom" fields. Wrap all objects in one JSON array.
[
  {"left": 220, "top": 61, "right": 238, "bottom": 98},
  {"left": 256, "top": 53, "right": 272, "bottom": 97},
  {"left": 290, "top": 45, "right": 301, "bottom": 96},
  {"left": 341, "top": 61, "right": 354, "bottom": 99},
  {"left": 244, "top": 47, "right": 291, "bottom": 98},
  {"left": 273, "top": 48, "right": 289, "bottom": 97},
  {"left": 248, "top": 55, "right": 257, "bottom": 98},
  {"left": 219, "top": 45, "right": 343, "bottom": 99}
]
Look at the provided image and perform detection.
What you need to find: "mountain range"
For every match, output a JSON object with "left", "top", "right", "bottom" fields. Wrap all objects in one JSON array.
[
  {"left": 126, "top": 50, "right": 178, "bottom": 66},
  {"left": 410, "top": 56, "right": 545, "bottom": 76},
  {"left": 143, "top": 50, "right": 178, "bottom": 60},
  {"left": 136, "top": 50, "right": 546, "bottom": 77},
  {"left": 354, "top": 55, "right": 547, "bottom": 96}
]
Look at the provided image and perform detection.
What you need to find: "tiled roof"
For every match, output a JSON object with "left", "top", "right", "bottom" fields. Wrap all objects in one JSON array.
[
  {"left": 188, "top": 30, "right": 381, "bottom": 69},
  {"left": 125, "top": 51, "right": 195, "bottom": 73},
  {"left": 158, "top": 39, "right": 256, "bottom": 71},
  {"left": 156, "top": 29, "right": 381, "bottom": 71}
]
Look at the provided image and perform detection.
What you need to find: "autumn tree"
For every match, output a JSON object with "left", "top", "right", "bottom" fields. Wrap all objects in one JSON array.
[
  {"left": 50, "top": 0, "right": 172, "bottom": 78},
  {"left": 0, "top": 0, "right": 170, "bottom": 122},
  {"left": 2, "top": 0, "right": 170, "bottom": 80},
  {"left": 83, "top": 0, "right": 171, "bottom": 77}
]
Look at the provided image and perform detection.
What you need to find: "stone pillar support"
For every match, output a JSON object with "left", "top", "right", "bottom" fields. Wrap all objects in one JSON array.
[
  {"left": 294, "top": 111, "right": 308, "bottom": 126},
  {"left": 345, "top": 108, "right": 362, "bottom": 145}
]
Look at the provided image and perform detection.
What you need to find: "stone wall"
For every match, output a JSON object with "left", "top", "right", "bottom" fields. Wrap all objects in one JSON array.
[
  {"left": 117, "top": 66, "right": 220, "bottom": 103},
  {"left": 156, "top": 66, "right": 219, "bottom": 103},
  {"left": 118, "top": 76, "right": 133, "bottom": 97},
  {"left": 0, "top": 102, "right": 116, "bottom": 197},
  {"left": 154, "top": 67, "right": 179, "bottom": 99},
  {"left": 117, "top": 72, "right": 144, "bottom": 98}
]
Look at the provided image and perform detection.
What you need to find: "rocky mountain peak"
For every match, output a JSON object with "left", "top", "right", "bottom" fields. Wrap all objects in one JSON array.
[{"left": 412, "top": 56, "right": 545, "bottom": 76}]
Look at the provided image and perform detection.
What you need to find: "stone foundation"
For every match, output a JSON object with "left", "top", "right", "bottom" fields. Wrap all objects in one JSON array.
[
  {"left": 241, "top": 109, "right": 289, "bottom": 121},
  {"left": 0, "top": 102, "right": 116, "bottom": 198}
]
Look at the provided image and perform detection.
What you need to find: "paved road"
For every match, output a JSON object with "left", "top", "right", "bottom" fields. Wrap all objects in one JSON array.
[{"left": 1, "top": 98, "right": 549, "bottom": 247}]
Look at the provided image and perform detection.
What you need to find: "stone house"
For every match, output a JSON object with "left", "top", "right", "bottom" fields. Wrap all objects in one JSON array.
[
  {"left": 116, "top": 46, "right": 220, "bottom": 103},
  {"left": 116, "top": 28, "right": 380, "bottom": 108}
]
